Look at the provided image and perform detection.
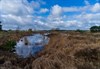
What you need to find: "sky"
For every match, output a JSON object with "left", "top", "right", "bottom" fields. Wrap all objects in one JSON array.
[{"left": 0, "top": 0, "right": 100, "bottom": 30}]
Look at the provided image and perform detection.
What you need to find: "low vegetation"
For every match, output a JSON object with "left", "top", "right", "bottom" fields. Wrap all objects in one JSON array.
[
  {"left": 0, "top": 40, "right": 16, "bottom": 51},
  {"left": 0, "top": 30, "right": 100, "bottom": 69}
]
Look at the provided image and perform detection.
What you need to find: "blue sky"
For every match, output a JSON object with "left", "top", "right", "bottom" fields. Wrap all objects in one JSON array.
[
  {"left": 0, "top": 0, "right": 100, "bottom": 30},
  {"left": 28, "top": 0, "right": 97, "bottom": 7}
]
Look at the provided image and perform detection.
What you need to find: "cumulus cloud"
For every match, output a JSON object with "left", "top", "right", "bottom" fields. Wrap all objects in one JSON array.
[
  {"left": 0, "top": 0, "right": 33, "bottom": 15},
  {"left": 47, "top": 3, "right": 100, "bottom": 29},
  {"left": 51, "top": 5, "right": 62, "bottom": 16},
  {"left": 0, "top": 0, "right": 47, "bottom": 30},
  {"left": 91, "top": 3, "right": 100, "bottom": 12},
  {"left": 0, "top": 0, "right": 100, "bottom": 30},
  {"left": 50, "top": 4, "right": 90, "bottom": 14},
  {"left": 50, "top": 2, "right": 100, "bottom": 13}
]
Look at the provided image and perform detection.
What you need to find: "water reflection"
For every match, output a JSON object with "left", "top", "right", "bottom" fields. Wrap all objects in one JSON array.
[{"left": 15, "top": 34, "right": 49, "bottom": 58}]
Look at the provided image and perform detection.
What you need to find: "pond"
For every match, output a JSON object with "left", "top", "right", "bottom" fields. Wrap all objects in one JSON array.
[{"left": 14, "top": 34, "right": 49, "bottom": 58}]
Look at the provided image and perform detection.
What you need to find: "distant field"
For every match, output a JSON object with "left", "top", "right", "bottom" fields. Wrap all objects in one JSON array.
[{"left": 0, "top": 30, "right": 100, "bottom": 69}]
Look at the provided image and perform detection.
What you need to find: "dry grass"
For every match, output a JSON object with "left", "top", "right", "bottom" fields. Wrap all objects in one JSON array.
[
  {"left": 0, "top": 31, "right": 100, "bottom": 69},
  {"left": 32, "top": 32, "right": 100, "bottom": 69}
]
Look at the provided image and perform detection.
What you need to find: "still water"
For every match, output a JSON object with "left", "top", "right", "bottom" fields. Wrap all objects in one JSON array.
[{"left": 15, "top": 34, "right": 49, "bottom": 58}]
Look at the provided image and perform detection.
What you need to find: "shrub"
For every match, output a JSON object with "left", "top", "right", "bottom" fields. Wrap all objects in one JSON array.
[
  {"left": 90, "top": 26, "right": 100, "bottom": 32},
  {"left": 0, "top": 40, "right": 16, "bottom": 51},
  {"left": 28, "top": 28, "right": 33, "bottom": 32}
]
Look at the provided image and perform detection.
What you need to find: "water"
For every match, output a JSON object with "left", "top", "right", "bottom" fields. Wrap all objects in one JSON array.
[{"left": 15, "top": 34, "right": 49, "bottom": 58}]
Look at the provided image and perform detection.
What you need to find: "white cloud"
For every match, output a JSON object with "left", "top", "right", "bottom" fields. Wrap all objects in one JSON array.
[
  {"left": 50, "top": 2, "right": 100, "bottom": 14},
  {"left": 0, "top": 0, "right": 47, "bottom": 30},
  {"left": 50, "top": 4, "right": 90, "bottom": 13},
  {"left": 46, "top": 3, "right": 100, "bottom": 30},
  {"left": 0, "top": 0, "right": 34, "bottom": 15},
  {"left": 51, "top": 5, "right": 62, "bottom": 16},
  {"left": 40, "top": 8, "right": 49, "bottom": 13},
  {"left": 63, "top": 7, "right": 80, "bottom": 12},
  {"left": 71, "top": 13, "right": 100, "bottom": 29},
  {"left": 0, "top": 0, "right": 100, "bottom": 30},
  {"left": 91, "top": 3, "right": 100, "bottom": 12}
]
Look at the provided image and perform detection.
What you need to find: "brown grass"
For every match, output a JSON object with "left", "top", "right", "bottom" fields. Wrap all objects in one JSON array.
[
  {"left": 32, "top": 32, "right": 100, "bottom": 69},
  {"left": 0, "top": 31, "right": 100, "bottom": 69}
]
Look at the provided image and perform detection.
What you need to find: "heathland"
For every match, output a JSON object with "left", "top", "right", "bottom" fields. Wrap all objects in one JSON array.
[{"left": 0, "top": 30, "right": 100, "bottom": 69}]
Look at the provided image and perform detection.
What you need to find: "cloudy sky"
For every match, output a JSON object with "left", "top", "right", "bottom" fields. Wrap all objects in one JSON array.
[{"left": 0, "top": 0, "right": 100, "bottom": 30}]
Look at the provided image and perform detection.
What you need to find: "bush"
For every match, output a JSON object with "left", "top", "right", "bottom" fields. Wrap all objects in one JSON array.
[
  {"left": 28, "top": 28, "right": 33, "bottom": 32},
  {"left": 90, "top": 26, "right": 100, "bottom": 32},
  {"left": 0, "top": 40, "right": 16, "bottom": 51}
]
